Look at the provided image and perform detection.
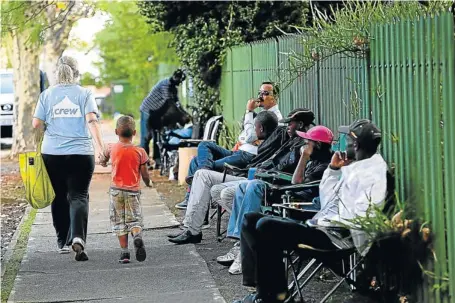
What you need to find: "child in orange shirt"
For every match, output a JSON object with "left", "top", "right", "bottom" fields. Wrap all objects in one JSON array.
[{"left": 101, "top": 115, "right": 152, "bottom": 263}]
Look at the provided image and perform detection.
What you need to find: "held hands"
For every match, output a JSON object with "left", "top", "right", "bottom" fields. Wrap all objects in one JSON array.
[
  {"left": 247, "top": 99, "right": 259, "bottom": 111},
  {"left": 98, "top": 146, "right": 110, "bottom": 167},
  {"left": 330, "top": 151, "right": 351, "bottom": 169}
]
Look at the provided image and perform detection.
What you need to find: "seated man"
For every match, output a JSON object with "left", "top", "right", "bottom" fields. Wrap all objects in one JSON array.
[
  {"left": 168, "top": 109, "right": 315, "bottom": 245},
  {"left": 217, "top": 125, "right": 334, "bottom": 275},
  {"left": 236, "top": 119, "right": 387, "bottom": 303},
  {"left": 175, "top": 81, "right": 283, "bottom": 209},
  {"left": 168, "top": 111, "right": 279, "bottom": 244}
]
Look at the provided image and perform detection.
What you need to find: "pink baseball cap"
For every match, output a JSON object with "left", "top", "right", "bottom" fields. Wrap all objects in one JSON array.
[{"left": 296, "top": 126, "right": 334, "bottom": 144}]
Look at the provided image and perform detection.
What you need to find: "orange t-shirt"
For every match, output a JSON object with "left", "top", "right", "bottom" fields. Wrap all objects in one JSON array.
[{"left": 108, "top": 142, "right": 149, "bottom": 191}]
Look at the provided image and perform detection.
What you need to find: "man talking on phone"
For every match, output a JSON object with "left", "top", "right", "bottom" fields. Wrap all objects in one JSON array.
[{"left": 235, "top": 119, "right": 388, "bottom": 303}]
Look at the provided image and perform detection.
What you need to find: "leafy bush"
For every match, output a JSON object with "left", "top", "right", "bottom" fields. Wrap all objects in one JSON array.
[{"left": 138, "top": 1, "right": 310, "bottom": 128}]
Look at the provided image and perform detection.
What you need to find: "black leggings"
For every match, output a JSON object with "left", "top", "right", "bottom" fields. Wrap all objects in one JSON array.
[
  {"left": 240, "top": 213, "right": 337, "bottom": 299},
  {"left": 42, "top": 154, "right": 94, "bottom": 248}
]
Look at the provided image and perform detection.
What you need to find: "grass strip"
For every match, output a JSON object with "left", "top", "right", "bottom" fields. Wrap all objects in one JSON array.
[{"left": 1, "top": 209, "right": 37, "bottom": 303}]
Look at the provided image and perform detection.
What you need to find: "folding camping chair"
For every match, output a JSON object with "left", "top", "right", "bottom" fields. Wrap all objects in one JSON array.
[{"left": 271, "top": 170, "right": 396, "bottom": 303}]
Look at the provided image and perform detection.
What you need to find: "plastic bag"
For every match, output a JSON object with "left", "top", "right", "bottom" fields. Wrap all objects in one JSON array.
[{"left": 19, "top": 135, "right": 55, "bottom": 209}]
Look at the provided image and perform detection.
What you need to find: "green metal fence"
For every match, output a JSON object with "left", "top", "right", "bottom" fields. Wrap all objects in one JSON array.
[
  {"left": 220, "top": 39, "right": 369, "bottom": 133},
  {"left": 370, "top": 13, "right": 455, "bottom": 303},
  {"left": 220, "top": 12, "right": 455, "bottom": 302}
]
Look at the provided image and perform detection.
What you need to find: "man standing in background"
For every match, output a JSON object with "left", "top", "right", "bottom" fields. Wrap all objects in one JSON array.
[{"left": 139, "top": 69, "right": 185, "bottom": 168}]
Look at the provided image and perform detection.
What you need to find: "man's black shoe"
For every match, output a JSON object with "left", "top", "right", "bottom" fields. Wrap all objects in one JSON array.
[
  {"left": 168, "top": 230, "right": 202, "bottom": 244},
  {"left": 167, "top": 230, "right": 185, "bottom": 238}
]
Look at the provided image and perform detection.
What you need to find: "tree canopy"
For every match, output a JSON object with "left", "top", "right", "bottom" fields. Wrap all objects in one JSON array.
[
  {"left": 138, "top": 1, "right": 310, "bottom": 125},
  {"left": 94, "top": 1, "right": 178, "bottom": 114}
]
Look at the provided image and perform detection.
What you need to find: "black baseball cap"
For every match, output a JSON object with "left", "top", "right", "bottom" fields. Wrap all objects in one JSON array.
[
  {"left": 279, "top": 108, "right": 315, "bottom": 125},
  {"left": 338, "top": 119, "right": 382, "bottom": 144}
]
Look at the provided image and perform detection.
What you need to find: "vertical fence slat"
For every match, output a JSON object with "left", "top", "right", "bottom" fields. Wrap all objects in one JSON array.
[{"left": 441, "top": 12, "right": 455, "bottom": 302}]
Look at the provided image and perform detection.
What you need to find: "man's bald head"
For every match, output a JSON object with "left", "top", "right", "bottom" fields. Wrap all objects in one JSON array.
[{"left": 116, "top": 115, "right": 136, "bottom": 138}]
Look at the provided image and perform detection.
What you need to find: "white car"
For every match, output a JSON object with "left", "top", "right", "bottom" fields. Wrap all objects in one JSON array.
[{"left": 0, "top": 69, "right": 14, "bottom": 145}]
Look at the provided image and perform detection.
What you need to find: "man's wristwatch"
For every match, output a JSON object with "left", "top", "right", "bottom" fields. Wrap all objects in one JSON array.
[
  {"left": 329, "top": 165, "right": 341, "bottom": 170},
  {"left": 245, "top": 110, "right": 253, "bottom": 114}
]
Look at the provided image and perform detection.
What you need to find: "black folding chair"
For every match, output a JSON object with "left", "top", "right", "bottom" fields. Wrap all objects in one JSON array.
[{"left": 275, "top": 170, "right": 396, "bottom": 303}]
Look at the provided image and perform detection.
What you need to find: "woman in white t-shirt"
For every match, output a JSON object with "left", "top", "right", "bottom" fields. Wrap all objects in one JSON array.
[{"left": 32, "top": 56, "right": 106, "bottom": 261}]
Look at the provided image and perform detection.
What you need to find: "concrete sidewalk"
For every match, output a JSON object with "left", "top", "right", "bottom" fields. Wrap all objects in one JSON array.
[{"left": 8, "top": 138, "right": 226, "bottom": 302}]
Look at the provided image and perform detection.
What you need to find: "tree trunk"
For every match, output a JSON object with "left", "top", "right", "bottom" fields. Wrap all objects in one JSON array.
[
  {"left": 41, "top": 42, "right": 61, "bottom": 86},
  {"left": 41, "top": 1, "right": 92, "bottom": 86},
  {"left": 11, "top": 30, "right": 42, "bottom": 155}
]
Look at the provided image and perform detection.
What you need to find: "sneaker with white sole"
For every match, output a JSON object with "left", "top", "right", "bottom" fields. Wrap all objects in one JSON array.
[
  {"left": 58, "top": 246, "right": 71, "bottom": 254},
  {"left": 228, "top": 251, "right": 242, "bottom": 275},
  {"left": 118, "top": 251, "right": 131, "bottom": 264},
  {"left": 72, "top": 237, "right": 88, "bottom": 262},
  {"left": 217, "top": 242, "right": 240, "bottom": 266}
]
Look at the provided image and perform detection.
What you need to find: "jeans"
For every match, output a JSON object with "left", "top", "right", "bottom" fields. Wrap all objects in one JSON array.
[
  {"left": 227, "top": 180, "right": 266, "bottom": 239},
  {"left": 241, "top": 213, "right": 337, "bottom": 299},
  {"left": 197, "top": 141, "right": 254, "bottom": 172},
  {"left": 42, "top": 154, "right": 95, "bottom": 248},
  {"left": 140, "top": 111, "right": 160, "bottom": 161}
]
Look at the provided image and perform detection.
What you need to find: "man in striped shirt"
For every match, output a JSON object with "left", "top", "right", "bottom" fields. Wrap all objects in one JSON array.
[{"left": 139, "top": 69, "right": 186, "bottom": 165}]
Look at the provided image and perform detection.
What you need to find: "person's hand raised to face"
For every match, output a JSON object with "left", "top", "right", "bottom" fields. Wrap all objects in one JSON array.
[{"left": 330, "top": 151, "right": 351, "bottom": 170}]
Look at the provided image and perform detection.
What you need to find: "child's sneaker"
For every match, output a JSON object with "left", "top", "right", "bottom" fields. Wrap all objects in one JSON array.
[
  {"left": 133, "top": 236, "right": 146, "bottom": 262},
  {"left": 118, "top": 251, "right": 130, "bottom": 264}
]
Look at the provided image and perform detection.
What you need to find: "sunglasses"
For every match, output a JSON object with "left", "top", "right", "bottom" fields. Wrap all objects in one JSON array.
[{"left": 258, "top": 90, "right": 273, "bottom": 97}]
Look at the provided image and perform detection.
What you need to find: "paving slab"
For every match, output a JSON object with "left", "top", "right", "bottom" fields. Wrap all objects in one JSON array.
[
  {"left": 8, "top": 141, "right": 224, "bottom": 303},
  {"left": 10, "top": 261, "right": 217, "bottom": 303}
]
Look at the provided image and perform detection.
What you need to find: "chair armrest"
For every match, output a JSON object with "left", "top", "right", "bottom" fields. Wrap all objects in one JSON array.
[
  {"left": 271, "top": 203, "right": 318, "bottom": 221},
  {"left": 167, "top": 131, "right": 188, "bottom": 139},
  {"left": 255, "top": 171, "right": 293, "bottom": 182},
  {"left": 271, "top": 203, "right": 318, "bottom": 213},
  {"left": 270, "top": 181, "right": 320, "bottom": 192},
  {"left": 180, "top": 139, "right": 215, "bottom": 144},
  {"left": 223, "top": 163, "right": 249, "bottom": 174}
]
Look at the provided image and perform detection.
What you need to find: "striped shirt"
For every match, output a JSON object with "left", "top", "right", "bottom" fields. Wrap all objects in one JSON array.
[{"left": 140, "top": 78, "right": 178, "bottom": 113}]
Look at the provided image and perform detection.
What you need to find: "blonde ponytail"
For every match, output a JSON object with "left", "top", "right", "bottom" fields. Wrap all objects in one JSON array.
[{"left": 56, "top": 56, "right": 79, "bottom": 84}]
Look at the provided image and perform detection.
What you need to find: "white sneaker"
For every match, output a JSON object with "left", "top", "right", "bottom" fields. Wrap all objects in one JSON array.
[
  {"left": 228, "top": 251, "right": 242, "bottom": 275},
  {"left": 201, "top": 223, "right": 211, "bottom": 230},
  {"left": 58, "top": 246, "right": 70, "bottom": 254},
  {"left": 216, "top": 242, "right": 240, "bottom": 266}
]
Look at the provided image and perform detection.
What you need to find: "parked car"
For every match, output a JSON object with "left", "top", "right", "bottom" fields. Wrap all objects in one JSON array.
[
  {"left": 0, "top": 69, "right": 14, "bottom": 145},
  {"left": 0, "top": 69, "right": 48, "bottom": 146}
]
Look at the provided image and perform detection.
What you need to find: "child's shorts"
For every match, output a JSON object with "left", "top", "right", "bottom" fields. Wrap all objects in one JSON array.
[{"left": 109, "top": 188, "right": 143, "bottom": 236}]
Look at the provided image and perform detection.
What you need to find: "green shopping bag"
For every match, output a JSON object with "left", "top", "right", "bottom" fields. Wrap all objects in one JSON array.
[{"left": 19, "top": 133, "right": 55, "bottom": 209}]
